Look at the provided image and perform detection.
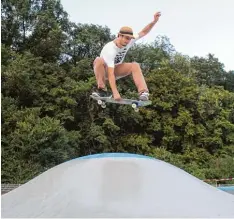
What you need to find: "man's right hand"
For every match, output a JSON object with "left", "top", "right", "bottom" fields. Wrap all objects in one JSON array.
[
  {"left": 113, "top": 91, "right": 121, "bottom": 100},
  {"left": 107, "top": 67, "right": 122, "bottom": 100}
]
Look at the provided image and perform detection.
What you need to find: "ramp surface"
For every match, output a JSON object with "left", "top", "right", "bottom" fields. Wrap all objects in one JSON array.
[{"left": 2, "top": 153, "right": 234, "bottom": 218}]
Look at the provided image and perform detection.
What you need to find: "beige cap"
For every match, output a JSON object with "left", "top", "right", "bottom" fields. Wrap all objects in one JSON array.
[{"left": 118, "top": 26, "right": 135, "bottom": 38}]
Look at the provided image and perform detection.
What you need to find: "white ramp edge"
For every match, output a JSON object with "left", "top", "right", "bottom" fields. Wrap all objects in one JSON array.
[{"left": 2, "top": 153, "right": 234, "bottom": 218}]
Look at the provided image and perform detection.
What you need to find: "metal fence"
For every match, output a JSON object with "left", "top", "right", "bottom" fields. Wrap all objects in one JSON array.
[
  {"left": 1, "top": 184, "right": 22, "bottom": 195},
  {"left": 2, "top": 183, "right": 234, "bottom": 195}
]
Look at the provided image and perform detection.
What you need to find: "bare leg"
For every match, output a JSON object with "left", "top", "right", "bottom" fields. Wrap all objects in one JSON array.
[
  {"left": 93, "top": 57, "right": 107, "bottom": 89},
  {"left": 131, "top": 62, "right": 148, "bottom": 93},
  {"left": 114, "top": 62, "right": 149, "bottom": 93}
]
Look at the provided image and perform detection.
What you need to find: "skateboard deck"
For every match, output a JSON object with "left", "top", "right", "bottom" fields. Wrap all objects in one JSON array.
[{"left": 90, "top": 94, "right": 152, "bottom": 112}]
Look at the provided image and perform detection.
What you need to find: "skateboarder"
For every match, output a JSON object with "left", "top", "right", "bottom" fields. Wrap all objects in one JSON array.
[{"left": 92, "top": 11, "right": 161, "bottom": 101}]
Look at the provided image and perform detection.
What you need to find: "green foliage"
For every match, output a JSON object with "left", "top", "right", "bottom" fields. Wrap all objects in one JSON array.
[
  {"left": 191, "top": 54, "right": 226, "bottom": 87},
  {"left": 62, "top": 22, "right": 114, "bottom": 67},
  {"left": 1, "top": 0, "right": 234, "bottom": 184},
  {"left": 125, "top": 35, "right": 174, "bottom": 73},
  {"left": 1, "top": 105, "right": 80, "bottom": 183},
  {"left": 224, "top": 71, "right": 234, "bottom": 92}
]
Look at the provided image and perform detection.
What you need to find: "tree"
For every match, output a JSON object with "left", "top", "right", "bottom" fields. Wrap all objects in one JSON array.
[
  {"left": 2, "top": 0, "right": 234, "bottom": 184},
  {"left": 191, "top": 54, "right": 226, "bottom": 87},
  {"left": 61, "top": 23, "right": 115, "bottom": 67}
]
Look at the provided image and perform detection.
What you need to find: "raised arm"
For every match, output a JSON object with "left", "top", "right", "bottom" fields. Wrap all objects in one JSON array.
[{"left": 138, "top": 12, "right": 161, "bottom": 38}]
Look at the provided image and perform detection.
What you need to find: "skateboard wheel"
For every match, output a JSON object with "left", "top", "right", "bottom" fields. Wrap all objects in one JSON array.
[
  {"left": 134, "top": 108, "right": 139, "bottom": 112},
  {"left": 132, "top": 103, "right": 137, "bottom": 108},
  {"left": 101, "top": 104, "right": 106, "bottom": 108},
  {"left": 97, "top": 100, "right": 102, "bottom": 105}
]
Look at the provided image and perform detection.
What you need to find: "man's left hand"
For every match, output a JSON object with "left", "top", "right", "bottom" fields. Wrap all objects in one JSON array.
[{"left": 154, "top": 12, "right": 161, "bottom": 22}]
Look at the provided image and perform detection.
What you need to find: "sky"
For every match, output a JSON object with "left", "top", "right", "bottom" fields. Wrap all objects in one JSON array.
[{"left": 60, "top": 0, "right": 234, "bottom": 71}]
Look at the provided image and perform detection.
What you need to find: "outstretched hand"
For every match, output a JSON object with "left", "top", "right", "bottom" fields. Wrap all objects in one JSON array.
[{"left": 154, "top": 12, "right": 161, "bottom": 22}]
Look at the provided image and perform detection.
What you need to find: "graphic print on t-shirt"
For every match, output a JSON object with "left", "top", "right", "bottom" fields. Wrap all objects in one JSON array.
[{"left": 114, "top": 47, "right": 128, "bottom": 64}]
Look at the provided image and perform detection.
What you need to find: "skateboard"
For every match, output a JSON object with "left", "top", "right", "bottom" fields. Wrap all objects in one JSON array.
[{"left": 90, "top": 94, "right": 152, "bottom": 112}]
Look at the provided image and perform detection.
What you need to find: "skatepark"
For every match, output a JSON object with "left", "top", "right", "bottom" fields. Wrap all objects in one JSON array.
[{"left": 2, "top": 153, "right": 234, "bottom": 218}]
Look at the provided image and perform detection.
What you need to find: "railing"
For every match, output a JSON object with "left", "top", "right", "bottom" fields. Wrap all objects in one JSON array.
[
  {"left": 1, "top": 184, "right": 22, "bottom": 195},
  {"left": 2, "top": 177, "right": 234, "bottom": 195},
  {"left": 204, "top": 177, "right": 234, "bottom": 187}
]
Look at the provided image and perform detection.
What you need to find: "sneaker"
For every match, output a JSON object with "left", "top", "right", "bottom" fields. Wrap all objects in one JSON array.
[
  {"left": 139, "top": 91, "right": 149, "bottom": 101},
  {"left": 92, "top": 88, "right": 112, "bottom": 98}
]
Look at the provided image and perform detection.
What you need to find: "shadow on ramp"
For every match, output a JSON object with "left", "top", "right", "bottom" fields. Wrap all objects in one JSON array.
[{"left": 2, "top": 153, "right": 234, "bottom": 218}]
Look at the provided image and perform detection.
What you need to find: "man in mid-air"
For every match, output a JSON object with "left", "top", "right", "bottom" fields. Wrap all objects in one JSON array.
[{"left": 92, "top": 12, "right": 161, "bottom": 101}]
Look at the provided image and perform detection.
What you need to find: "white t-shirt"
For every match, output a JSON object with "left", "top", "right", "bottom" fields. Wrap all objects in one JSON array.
[{"left": 100, "top": 35, "right": 140, "bottom": 68}]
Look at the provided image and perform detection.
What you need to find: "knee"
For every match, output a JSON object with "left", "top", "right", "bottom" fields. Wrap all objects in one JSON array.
[
  {"left": 93, "top": 57, "right": 105, "bottom": 67},
  {"left": 131, "top": 62, "right": 141, "bottom": 71}
]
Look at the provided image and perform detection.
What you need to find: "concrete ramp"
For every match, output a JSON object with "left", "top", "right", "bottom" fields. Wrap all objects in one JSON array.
[{"left": 2, "top": 153, "right": 234, "bottom": 218}]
